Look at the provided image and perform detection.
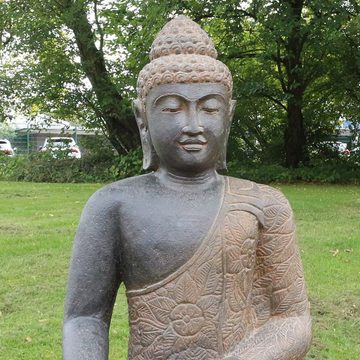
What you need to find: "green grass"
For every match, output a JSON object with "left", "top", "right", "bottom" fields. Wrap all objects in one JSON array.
[
  {"left": 0, "top": 181, "right": 359, "bottom": 359},
  {"left": 282, "top": 185, "right": 360, "bottom": 359}
]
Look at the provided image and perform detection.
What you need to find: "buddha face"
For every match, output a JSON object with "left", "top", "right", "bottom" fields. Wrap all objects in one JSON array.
[{"left": 134, "top": 83, "right": 235, "bottom": 175}]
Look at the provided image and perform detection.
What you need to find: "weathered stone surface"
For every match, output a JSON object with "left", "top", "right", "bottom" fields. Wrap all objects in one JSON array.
[{"left": 63, "top": 16, "right": 311, "bottom": 360}]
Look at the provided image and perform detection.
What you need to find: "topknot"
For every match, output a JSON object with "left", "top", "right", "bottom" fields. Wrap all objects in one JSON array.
[
  {"left": 137, "top": 16, "right": 232, "bottom": 103},
  {"left": 150, "top": 15, "right": 218, "bottom": 60}
]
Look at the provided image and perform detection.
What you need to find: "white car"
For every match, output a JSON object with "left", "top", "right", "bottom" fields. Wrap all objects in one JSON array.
[
  {"left": 0, "top": 139, "right": 16, "bottom": 157},
  {"left": 316, "top": 141, "right": 350, "bottom": 156},
  {"left": 40, "top": 137, "right": 81, "bottom": 159}
]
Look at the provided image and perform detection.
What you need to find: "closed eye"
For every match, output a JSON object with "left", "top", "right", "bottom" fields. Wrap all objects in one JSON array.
[
  {"left": 202, "top": 107, "right": 219, "bottom": 113},
  {"left": 162, "top": 107, "right": 182, "bottom": 113}
]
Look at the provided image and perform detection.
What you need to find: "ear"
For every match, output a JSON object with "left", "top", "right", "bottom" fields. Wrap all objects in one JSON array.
[
  {"left": 132, "top": 99, "right": 158, "bottom": 171},
  {"left": 216, "top": 99, "right": 236, "bottom": 171},
  {"left": 229, "top": 99, "right": 236, "bottom": 120}
]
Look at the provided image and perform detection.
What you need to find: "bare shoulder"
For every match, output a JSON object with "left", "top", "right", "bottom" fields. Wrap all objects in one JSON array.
[{"left": 83, "top": 173, "right": 155, "bottom": 214}]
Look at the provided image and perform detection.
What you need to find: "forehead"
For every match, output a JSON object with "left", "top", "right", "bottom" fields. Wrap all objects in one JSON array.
[{"left": 146, "top": 83, "right": 228, "bottom": 106}]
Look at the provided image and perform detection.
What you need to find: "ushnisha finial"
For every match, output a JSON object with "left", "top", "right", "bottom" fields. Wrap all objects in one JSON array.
[
  {"left": 149, "top": 15, "right": 218, "bottom": 60},
  {"left": 136, "top": 16, "right": 232, "bottom": 104}
]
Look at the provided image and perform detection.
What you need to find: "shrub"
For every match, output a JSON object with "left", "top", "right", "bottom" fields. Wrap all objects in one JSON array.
[
  {"left": 0, "top": 148, "right": 143, "bottom": 183},
  {"left": 1, "top": 148, "right": 360, "bottom": 184},
  {"left": 227, "top": 157, "right": 360, "bottom": 184}
]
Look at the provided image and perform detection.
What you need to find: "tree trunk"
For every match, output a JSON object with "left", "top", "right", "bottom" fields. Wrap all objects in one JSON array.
[
  {"left": 283, "top": 0, "right": 307, "bottom": 167},
  {"left": 285, "top": 91, "right": 306, "bottom": 167},
  {"left": 61, "top": 0, "right": 139, "bottom": 154}
]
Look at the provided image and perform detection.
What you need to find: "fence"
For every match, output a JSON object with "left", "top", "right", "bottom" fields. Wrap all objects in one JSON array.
[{"left": 0, "top": 128, "right": 105, "bottom": 156}]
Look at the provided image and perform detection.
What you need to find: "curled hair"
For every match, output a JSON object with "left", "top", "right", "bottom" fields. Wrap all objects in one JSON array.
[{"left": 136, "top": 16, "right": 233, "bottom": 104}]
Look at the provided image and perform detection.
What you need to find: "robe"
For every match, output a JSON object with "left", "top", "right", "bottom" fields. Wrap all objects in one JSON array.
[{"left": 126, "top": 177, "right": 308, "bottom": 359}]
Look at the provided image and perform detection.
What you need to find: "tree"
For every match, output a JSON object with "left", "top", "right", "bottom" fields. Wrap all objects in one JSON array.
[
  {"left": 216, "top": 0, "right": 359, "bottom": 167},
  {"left": 1, "top": 0, "right": 140, "bottom": 154},
  {"left": 122, "top": 0, "right": 359, "bottom": 166},
  {"left": 1, "top": 0, "right": 359, "bottom": 164}
]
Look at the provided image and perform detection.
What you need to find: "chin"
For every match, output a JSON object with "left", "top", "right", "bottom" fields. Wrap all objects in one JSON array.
[
  {"left": 156, "top": 143, "right": 219, "bottom": 174},
  {"left": 169, "top": 156, "right": 218, "bottom": 175}
]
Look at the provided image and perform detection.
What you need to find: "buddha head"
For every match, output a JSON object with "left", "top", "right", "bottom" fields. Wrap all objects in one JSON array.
[{"left": 133, "top": 16, "right": 236, "bottom": 174}]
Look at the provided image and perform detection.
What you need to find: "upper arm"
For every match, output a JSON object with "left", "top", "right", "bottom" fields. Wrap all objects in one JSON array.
[
  {"left": 64, "top": 188, "right": 122, "bottom": 325},
  {"left": 254, "top": 187, "right": 308, "bottom": 322}
]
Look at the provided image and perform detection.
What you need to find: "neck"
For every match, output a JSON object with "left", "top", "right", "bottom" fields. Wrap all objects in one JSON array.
[{"left": 156, "top": 167, "right": 220, "bottom": 187}]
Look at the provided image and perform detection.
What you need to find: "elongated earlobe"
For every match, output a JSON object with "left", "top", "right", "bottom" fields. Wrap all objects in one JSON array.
[
  {"left": 217, "top": 100, "right": 236, "bottom": 171},
  {"left": 229, "top": 100, "right": 236, "bottom": 120},
  {"left": 133, "top": 100, "right": 159, "bottom": 171}
]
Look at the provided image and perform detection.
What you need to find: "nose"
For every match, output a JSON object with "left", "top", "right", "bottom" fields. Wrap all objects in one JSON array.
[{"left": 182, "top": 104, "right": 204, "bottom": 135}]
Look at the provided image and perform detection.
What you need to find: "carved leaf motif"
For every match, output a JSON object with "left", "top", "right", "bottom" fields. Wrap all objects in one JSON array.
[
  {"left": 155, "top": 327, "right": 177, "bottom": 356},
  {"left": 272, "top": 234, "right": 293, "bottom": 257},
  {"left": 198, "top": 295, "right": 221, "bottom": 319},
  {"left": 133, "top": 319, "right": 165, "bottom": 347},
  {"left": 143, "top": 339, "right": 167, "bottom": 360},
  {"left": 223, "top": 319, "right": 246, "bottom": 352},
  {"left": 132, "top": 301, "right": 156, "bottom": 324},
  {"left": 174, "top": 272, "right": 198, "bottom": 304},
  {"left": 147, "top": 296, "right": 177, "bottom": 324},
  {"left": 155, "top": 287, "right": 168, "bottom": 297},
  {"left": 273, "top": 278, "right": 306, "bottom": 315},
  {"left": 225, "top": 213, "right": 248, "bottom": 242},
  {"left": 127, "top": 343, "right": 145, "bottom": 360},
  {"left": 264, "top": 204, "right": 279, "bottom": 219},
  {"left": 203, "top": 261, "right": 221, "bottom": 295},
  {"left": 195, "top": 260, "right": 212, "bottom": 289},
  {"left": 197, "top": 324, "right": 219, "bottom": 351},
  {"left": 227, "top": 272, "right": 247, "bottom": 312},
  {"left": 221, "top": 317, "right": 236, "bottom": 341},
  {"left": 226, "top": 245, "right": 243, "bottom": 273},
  {"left": 274, "top": 210, "right": 291, "bottom": 231}
]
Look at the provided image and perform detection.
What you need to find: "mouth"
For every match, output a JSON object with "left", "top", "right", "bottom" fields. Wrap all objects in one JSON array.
[{"left": 178, "top": 137, "right": 208, "bottom": 152}]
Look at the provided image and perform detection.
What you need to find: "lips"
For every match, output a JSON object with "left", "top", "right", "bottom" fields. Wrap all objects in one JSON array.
[{"left": 178, "top": 137, "right": 207, "bottom": 151}]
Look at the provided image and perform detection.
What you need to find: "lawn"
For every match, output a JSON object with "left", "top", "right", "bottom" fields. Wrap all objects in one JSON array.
[{"left": 0, "top": 181, "right": 359, "bottom": 359}]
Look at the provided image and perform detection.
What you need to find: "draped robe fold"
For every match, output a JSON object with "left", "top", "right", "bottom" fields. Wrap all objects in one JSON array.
[{"left": 126, "top": 177, "right": 308, "bottom": 359}]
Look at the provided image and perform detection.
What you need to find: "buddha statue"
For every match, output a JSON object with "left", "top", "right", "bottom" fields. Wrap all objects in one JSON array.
[{"left": 63, "top": 16, "right": 311, "bottom": 360}]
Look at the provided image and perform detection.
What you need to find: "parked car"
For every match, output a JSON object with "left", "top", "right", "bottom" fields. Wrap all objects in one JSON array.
[
  {"left": 325, "top": 141, "right": 349, "bottom": 155},
  {"left": 313, "top": 141, "right": 350, "bottom": 157},
  {"left": 39, "top": 137, "right": 81, "bottom": 159},
  {"left": 337, "top": 142, "right": 351, "bottom": 156},
  {"left": 0, "top": 139, "right": 16, "bottom": 157}
]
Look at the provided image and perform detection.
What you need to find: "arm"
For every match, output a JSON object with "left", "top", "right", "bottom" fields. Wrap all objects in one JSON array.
[
  {"left": 225, "top": 187, "right": 311, "bottom": 360},
  {"left": 63, "top": 189, "right": 122, "bottom": 360}
]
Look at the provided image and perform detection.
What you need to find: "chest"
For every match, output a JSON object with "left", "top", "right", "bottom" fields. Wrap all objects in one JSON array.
[
  {"left": 118, "top": 191, "right": 221, "bottom": 288},
  {"left": 119, "top": 185, "right": 260, "bottom": 291}
]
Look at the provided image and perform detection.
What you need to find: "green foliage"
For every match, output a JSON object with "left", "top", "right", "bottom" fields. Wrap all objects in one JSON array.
[
  {"left": 0, "top": 122, "right": 16, "bottom": 140},
  {"left": 227, "top": 158, "right": 360, "bottom": 184},
  {"left": 1, "top": 0, "right": 359, "bottom": 163},
  {"left": 0, "top": 148, "right": 143, "bottom": 183},
  {"left": 2, "top": 148, "right": 359, "bottom": 184},
  {"left": 106, "top": 148, "right": 143, "bottom": 180},
  {"left": 119, "top": 0, "right": 360, "bottom": 166}
]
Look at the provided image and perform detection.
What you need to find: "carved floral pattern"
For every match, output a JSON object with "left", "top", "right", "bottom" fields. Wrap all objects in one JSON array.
[
  {"left": 170, "top": 303, "right": 204, "bottom": 336},
  {"left": 127, "top": 177, "right": 308, "bottom": 359},
  {"left": 127, "top": 234, "right": 224, "bottom": 359}
]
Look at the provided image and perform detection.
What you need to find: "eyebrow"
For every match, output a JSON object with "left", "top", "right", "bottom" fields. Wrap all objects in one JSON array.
[{"left": 154, "top": 93, "right": 226, "bottom": 105}]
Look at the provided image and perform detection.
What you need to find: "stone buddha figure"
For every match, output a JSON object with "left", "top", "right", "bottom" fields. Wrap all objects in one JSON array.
[{"left": 63, "top": 16, "right": 311, "bottom": 360}]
